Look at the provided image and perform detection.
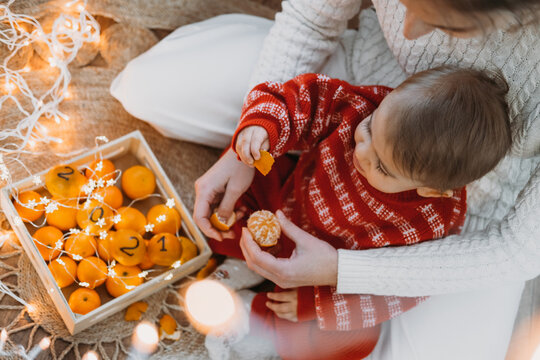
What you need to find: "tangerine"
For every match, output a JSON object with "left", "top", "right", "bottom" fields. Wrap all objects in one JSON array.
[
  {"left": 105, "top": 264, "right": 143, "bottom": 298},
  {"left": 139, "top": 241, "right": 155, "bottom": 270},
  {"left": 147, "top": 233, "right": 182, "bottom": 267},
  {"left": 159, "top": 314, "right": 177, "bottom": 335},
  {"left": 147, "top": 204, "right": 181, "bottom": 235},
  {"left": 179, "top": 236, "right": 198, "bottom": 265},
  {"left": 46, "top": 198, "right": 78, "bottom": 231},
  {"left": 121, "top": 165, "right": 156, "bottom": 200},
  {"left": 65, "top": 233, "right": 97, "bottom": 259},
  {"left": 45, "top": 164, "right": 87, "bottom": 198},
  {"left": 68, "top": 288, "right": 101, "bottom": 315},
  {"left": 85, "top": 159, "right": 116, "bottom": 181},
  {"left": 114, "top": 206, "right": 146, "bottom": 235},
  {"left": 247, "top": 210, "right": 281, "bottom": 247},
  {"left": 94, "top": 186, "right": 123, "bottom": 209},
  {"left": 14, "top": 190, "right": 44, "bottom": 222},
  {"left": 77, "top": 256, "right": 108, "bottom": 289},
  {"left": 76, "top": 200, "right": 113, "bottom": 234},
  {"left": 48, "top": 256, "right": 77, "bottom": 288},
  {"left": 110, "top": 229, "right": 146, "bottom": 266},
  {"left": 97, "top": 231, "right": 115, "bottom": 262},
  {"left": 33, "top": 226, "right": 64, "bottom": 261},
  {"left": 210, "top": 211, "right": 236, "bottom": 232}
]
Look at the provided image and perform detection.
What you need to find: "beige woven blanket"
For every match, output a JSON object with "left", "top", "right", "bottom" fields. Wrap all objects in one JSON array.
[{"left": 0, "top": 0, "right": 280, "bottom": 358}]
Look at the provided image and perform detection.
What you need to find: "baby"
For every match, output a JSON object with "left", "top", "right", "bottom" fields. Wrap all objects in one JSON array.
[{"left": 208, "top": 66, "right": 512, "bottom": 359}]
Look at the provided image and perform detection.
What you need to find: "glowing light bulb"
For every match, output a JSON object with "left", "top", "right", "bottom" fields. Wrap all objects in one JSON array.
[
  {"left": 131, "top": 322, "right": 158, "bottom": 355},
  {"left": 0, "top": 329, "right": 7, "bottom": 342},
  {"left": 77, "top": 3, "right": 86, "bottom": 12},
  {"left": 64, "top": 88, "right": 72, "bottom": 99},
  {"left": 64, "top": 20, "right": 72, "bottom": 28},
  {"left": 5, "top": 81, "right": 15, "bottom": 92},
  {"left": 26, "top": 303, "right": 36, "bottom": 313},
  {"left": 82, "top": 350, "right": 99, "bottom": 360},
  {"left": 185, "top": 280, "right": 236, "bottom": 332},
  {"left": 39, "top": 337, "right": 50, "bottom": 350},
  {"left": 47, "top": 57, "right": 57, "bottom": 66},
  {"left": 22, "top": 66, "right": 30, "bottom": 72},
  {"left": 28, "top": 139, "right": 37, "bottom": 149}
]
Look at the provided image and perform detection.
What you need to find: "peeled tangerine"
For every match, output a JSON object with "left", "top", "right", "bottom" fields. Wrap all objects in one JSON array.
[
  {"left": 247, "top": 210, "right": 281, "bottom": 247},
  {"left": 209, "top": 211, "right": 236, "bottom": 232},
  {"left": 45, "top": 164, "right": 87, "bottom": 198}
]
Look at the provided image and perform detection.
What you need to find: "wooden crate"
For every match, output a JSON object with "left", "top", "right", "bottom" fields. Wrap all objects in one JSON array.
[{"left": 0, "top": 131, "right": 212, "bottom": 334}]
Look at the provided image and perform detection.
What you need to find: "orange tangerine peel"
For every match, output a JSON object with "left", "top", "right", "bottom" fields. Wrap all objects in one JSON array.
[
  {"left": 209, "top": 211, "right": 236, "bottom": 231},
  {"left": 124, "top": 301, "right": 148, "bottom": 321},
  {"left": 253, "top": 150, "right": 274, "bottom": 176},
  {"left": 159, "top": 314, "right": 181, "bottom": 340},
  {"left": 196, "top": 256, "right": 218, "bottom": 280}
]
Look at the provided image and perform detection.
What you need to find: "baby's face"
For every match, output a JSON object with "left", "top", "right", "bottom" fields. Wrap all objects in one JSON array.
[{"left": 353, "top": 93, "right": 421, "bottom": 194}]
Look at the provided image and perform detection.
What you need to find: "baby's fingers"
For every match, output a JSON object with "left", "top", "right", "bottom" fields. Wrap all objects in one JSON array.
[
  {"left": 251, "top": 129, "right": 269, "bottom": 161},
  {"left": 236, "top": 130, "right": 254, "bottom": 165}
]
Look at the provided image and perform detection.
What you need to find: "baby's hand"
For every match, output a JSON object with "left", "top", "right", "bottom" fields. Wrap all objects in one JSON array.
[
  {"left": 266, "top": 289, "right": 298, "bottom": 322},
  {"left": 235, "top": 126, "right": 269, "bottom": 166}
]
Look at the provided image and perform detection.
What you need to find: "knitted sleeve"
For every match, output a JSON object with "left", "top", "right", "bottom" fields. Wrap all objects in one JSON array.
[
  {"left": 337, "top": 161, "right": 540, "bottom": 296},
  {"left": 232, "top": 74, "right": 384, "bottom": 157},
  {"left": 248, "top": 0, "right": 362, "bottom": 88}
]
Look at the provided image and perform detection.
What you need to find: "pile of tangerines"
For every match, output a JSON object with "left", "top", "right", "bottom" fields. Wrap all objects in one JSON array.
[{"left": 13, "top": 159, "right": 198, "bottom": 316}]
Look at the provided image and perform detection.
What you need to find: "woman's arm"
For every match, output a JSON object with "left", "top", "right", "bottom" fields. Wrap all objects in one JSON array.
[
  {"left": 241, "top": 161, "right": 540, "bottom": 296},
  {"left": 248, "top": 0, "right": 362, "bottom": 87}
]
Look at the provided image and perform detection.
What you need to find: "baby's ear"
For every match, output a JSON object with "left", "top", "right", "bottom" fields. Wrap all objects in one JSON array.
[{"left": 416, "top": 187, "right": 453, "bottom": 198}]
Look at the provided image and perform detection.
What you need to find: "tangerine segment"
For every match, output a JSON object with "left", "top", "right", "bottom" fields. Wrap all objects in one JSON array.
[
  {"left": 147, "top": 233, "right": 182, "bottom": 267},
  {"left": 253, "top": 150, "right": 274, "bottom": 176},
  {"left": 46, "top": 198, "right": 78, "bottom": 231},
  {"left": 114, "top": 206, "right": 146, "bottom": 235},
  {"left": 110, "top": 229, "right": 146, "bottom": 266},
  {"left": 68, "top": 288, "right": 101, "bottom": 315},
  {"left": 97, "top": 231, "right": 115, "bottom": 262},
  {"left": 179, "top": 236, "right": 198, "bottom": 265},
  {"left": 209, "top": 212, "right": 236, "bottom": 232},
  {"left": 94, "top": 186, "right": 123, "bottom": 209},
  {"left": 196, "top": 256, "right": 218, "bottom": 280},
  {"left": 125, "top": 301, "right": 148, "bottom": 321},
  {"left": 76, "top": 200, "right": 113, "bottom": 234},
  {"left": 14, "top": 191, "right": 44, "bottom": 222},
  {"left": 33, "top": 226, "right": 64, "bottom": 261},
  {"left": 77, "top": 256, "right": 108, "bottom": 289},
  {"left": 85, "top": 159, "right": 116, "bottom": 181},
  {"left": 121, "top": 165, "right": 156, "bottom": 200},
  {"left": 45, "top": 164, "right": 87, "bottom": 198},
  {"left": 65, "top": 233, "right": 97, "bottom": 259},
  {"left": 247, "top": 210, "right": 281, "bottom": 247},
  {"left": 105, "top": 264, "right": 143, "bottom": 298},
  {"left": 147, "top": 204, "right": 181, "bottom": 235},
  {"left": 48, "top": 256, "right": 77, "bottom": 288}
]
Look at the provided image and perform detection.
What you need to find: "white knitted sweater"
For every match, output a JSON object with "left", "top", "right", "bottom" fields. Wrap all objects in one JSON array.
[{"left": 249, "top": 0, "right": 540, "bottom": 296}]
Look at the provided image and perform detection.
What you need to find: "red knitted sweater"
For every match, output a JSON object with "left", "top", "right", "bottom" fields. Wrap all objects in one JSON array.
[{"left": 232, "top": 73, "right": 466, "bottom": 332}]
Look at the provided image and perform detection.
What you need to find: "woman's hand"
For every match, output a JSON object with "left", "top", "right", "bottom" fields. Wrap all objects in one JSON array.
[
  {"left": 240, "top": 210, "right": 338, "bottom": 288},
  {"left": 266, "top": 289, "right": 298, "bottom": 322},
  {"left": 194, "top": 148, "right": 255, "bottom": 241},
  {"left": 235, "top": 126, "right": 269, "bottom": 165}
]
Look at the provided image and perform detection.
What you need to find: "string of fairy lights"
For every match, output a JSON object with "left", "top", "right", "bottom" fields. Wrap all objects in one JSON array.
[{"left": 0, "top": 0, "right": 240, "bottom": 358}]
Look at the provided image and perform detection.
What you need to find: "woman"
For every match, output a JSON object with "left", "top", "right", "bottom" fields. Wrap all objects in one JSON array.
[{"left": 110, "top": 0, "right": 540, "bottom": 358}]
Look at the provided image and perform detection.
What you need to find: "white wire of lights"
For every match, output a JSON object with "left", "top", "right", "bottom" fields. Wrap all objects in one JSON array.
[{"left": 0, "top": 0, "right": 99, "bottom": 181}]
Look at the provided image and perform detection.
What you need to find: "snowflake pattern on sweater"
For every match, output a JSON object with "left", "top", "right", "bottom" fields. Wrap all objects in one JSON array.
[{"left": 233, "top": 73, "right": 466, "bottom": 330}]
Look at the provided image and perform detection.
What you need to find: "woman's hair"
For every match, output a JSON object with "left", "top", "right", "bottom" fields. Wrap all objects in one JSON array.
[{"left": 387, "top": 65, "right": 512, "bottom": 192}]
